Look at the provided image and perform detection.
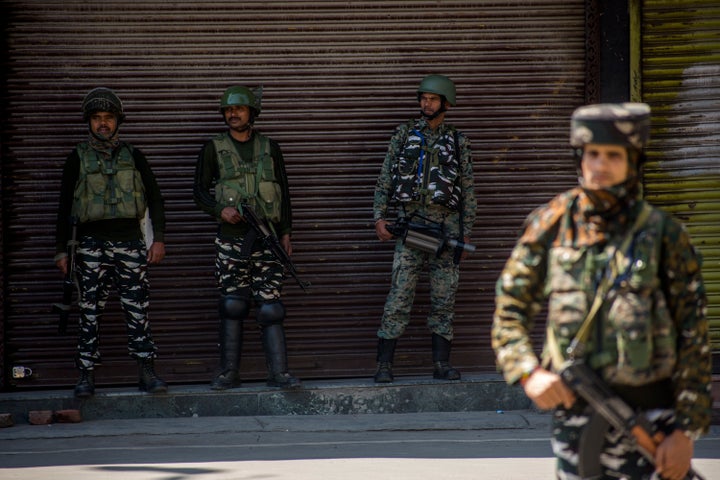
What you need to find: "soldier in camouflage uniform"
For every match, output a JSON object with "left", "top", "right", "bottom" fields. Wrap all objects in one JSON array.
[
  {"left": 491, "top": 103, "right": 712, "bottom": 480},
  {"left": 373, "top": 75, "right": 477, "bottom": 383},
  {"left": 55, "top": 87, "right": 168, "bottom": 398},
  {"left": 194, "top": 85, "right": 300, "bottom": 390}
]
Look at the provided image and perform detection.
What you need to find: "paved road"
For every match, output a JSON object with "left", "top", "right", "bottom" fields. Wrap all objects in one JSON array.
[{"left": 1, "top": 411, "right": 719, "bottom": 479}]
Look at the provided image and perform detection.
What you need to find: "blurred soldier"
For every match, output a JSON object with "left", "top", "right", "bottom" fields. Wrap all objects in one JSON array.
[
  {"left": 193, "top": 86, "right": 300, "bottom": 390},
  {"left": 55, "top": 87, "right": 168, "bottom": 398},
  {"left": 492, "top": 103, "right": 711, "bottom": 480},
  {"left": 372, "top": 75, "right": 477, "bottom": 383}
]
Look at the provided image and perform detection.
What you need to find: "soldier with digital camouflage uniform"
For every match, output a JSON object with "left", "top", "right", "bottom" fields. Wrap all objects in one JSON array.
[
  {"left": 491, "top": 103, "right": 712, "bottom": 480},
  {"left": 372, "top": 75, "right": 477, "bottom": 383},
  {"left": 55, "top": 87, "right": 168, "bottom": 398},
  {"left": 193, "top": 85, "right": 300, "bottom": 390}
]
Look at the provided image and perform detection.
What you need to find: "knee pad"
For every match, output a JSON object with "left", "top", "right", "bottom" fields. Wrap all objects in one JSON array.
[
  {"left": 219, "top": 295, "right": 250, "bottom": 320},
  {"left": 256, "top": 301, "right": 285, "bottom": 326}
]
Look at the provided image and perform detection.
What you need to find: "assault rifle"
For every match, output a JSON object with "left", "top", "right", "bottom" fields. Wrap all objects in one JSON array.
[
  {"left": 559, "top": 361, "right": 705, "bottom": 480},
  {"left": 52, "top": 216, "right": 79, "bottom": 335},
  {"left": 240, "top": 204, "right": 311, "bottom": 292},
  {"left": 385, "top": 215, "right": 475, "bottom": 260}
]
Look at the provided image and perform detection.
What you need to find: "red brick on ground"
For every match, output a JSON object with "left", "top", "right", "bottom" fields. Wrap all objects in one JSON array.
[
  {"left": 28, "top": 410, "right": 53, "bottom": 425},
  {"left": 0, "top": 413, "right": 13, "bottom": 428},
  {"left": 54, "top": 409, "right": 82, "bottom": 423}
]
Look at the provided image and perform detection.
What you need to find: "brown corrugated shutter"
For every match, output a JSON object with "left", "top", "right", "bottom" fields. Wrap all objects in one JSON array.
[
  {"left": 641, "top": 1, "right": 720, "bottom": 353},
  {"left": 2, "top": 1, "right": 585, "bottom": 389}
]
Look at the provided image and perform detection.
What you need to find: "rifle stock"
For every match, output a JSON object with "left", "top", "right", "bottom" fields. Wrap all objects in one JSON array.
[
  {"left": 52, "top": 216, "right": 79, "bottom": 335},
  {"left": 240, "top": 204, "right": 310, "bottom": 292},
  {"left": 559, "top": 361, "right": 704, "bottom": 480}
]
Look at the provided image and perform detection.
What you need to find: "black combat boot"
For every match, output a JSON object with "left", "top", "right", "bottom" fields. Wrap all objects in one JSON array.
[
  {"left": 137, "top": 358, "right": 168, "bottom": 393},
  {"left": 262, "top": 324, "right": 301, "bottom": 389},
  {"left": 74, "top": 369, "right": 95, "bottom": 398},
  {"left": 374, "top": 338, "right": 397, "bottom": 383},
  {"left": 431, "top": 333, "right": 461, "bottom": 380},
  {"left": 210, "top": 317, "right": 243, "bottom": 390}
]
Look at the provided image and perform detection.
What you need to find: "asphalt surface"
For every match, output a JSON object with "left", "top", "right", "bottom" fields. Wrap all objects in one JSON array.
[{"left": 1, "top": 411, "right": 719, "bottom": 480}]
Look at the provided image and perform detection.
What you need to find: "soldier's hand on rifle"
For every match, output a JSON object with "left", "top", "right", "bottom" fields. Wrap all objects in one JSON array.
[
  {"left": 655, "top": 430, "right": 694, "bottom": 480},
  {"left": 221, "top": 206, "right": 243, "bottom": 224},
  {"left": 280, "top": 234, "right": 292, "bottom": 256},
  {"left": 522, "top": 367, "right": 575, "bottom": 410},
  {"left": 56, "top": 255, "right": 68, "bottom": 275},
  {"left": 460, "top": 236, "right": 472, "bottom": 262},
  {"left": 147, "top": 241, "right": 166, "bottom": 264},
  {"left": 375, "top": 219, "right": 393, "bottom": 242}
]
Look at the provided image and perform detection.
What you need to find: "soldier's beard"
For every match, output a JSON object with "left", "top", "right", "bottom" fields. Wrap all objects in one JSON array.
[
  {"left": 228, "top": 121, "right": 252, "bottom": 133},
  {"left": 90, "top": 124, "right": 118, "bottom": 141},
  {"left": 420, "top": 105, "right": 446, "bottom": 121}
]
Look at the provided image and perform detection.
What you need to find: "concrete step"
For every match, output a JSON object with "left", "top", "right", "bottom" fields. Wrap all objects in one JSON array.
[{"left": 0, "top": 374, "right": 532, "bottom": 425}]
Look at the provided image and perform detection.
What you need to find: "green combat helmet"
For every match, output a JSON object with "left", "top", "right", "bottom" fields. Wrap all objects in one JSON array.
[
  {"left": 417, "top": 74, "right": 456, "bottom": 106},
  {"left": 570, "top": 103, "right": 651, "bottom": 153},
  {"left": 82, "top": 87, "right": 125, "bottom": 123},
  {"left": 219, "top": 85, "right": 263, "bottom": 117}
]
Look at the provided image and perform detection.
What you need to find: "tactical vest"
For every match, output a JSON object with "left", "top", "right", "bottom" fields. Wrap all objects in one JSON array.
[
  {"left": 212, "top": 132, "right": 282, "bottom": 223},
  {"left": 542, "top": 204, "right": 677, "bottom": 387},
  {"left": 72, "top": 142, "right": 146, "bottom": 223},
  {"left": 391, "top": 122, "right": 461, "bottom": 210}
]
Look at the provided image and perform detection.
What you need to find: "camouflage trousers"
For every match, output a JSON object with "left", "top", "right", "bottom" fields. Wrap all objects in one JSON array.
[
  {"left": 377, "top": 239, "right": 459, "bottom": 340},
  {"left": 215, "top": 236, "right": 284, "bottom": 302},
  {"left": 553, "top": 402, "right": 676, "bottom": 479},
  {"left": 76, "top": 237, "right": 157, "bottom": 369}
]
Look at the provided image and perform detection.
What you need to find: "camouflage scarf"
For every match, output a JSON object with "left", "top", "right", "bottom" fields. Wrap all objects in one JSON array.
[
  {"left": 573, "top": 180, "right": 639, "bottom": 246},
  {"left": 520, "top": 179, "right": 641, "bottom": 249},
  {"left": 87, "top": 129, "right": 120, "bottom": 159},
  {"left": 566, "top": 148, "right": 642, "bottom": 245}
]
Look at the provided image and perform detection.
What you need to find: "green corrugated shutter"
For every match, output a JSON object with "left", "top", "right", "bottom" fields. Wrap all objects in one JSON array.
[{"left": 641, "top": 0, "right": 720, "bottom": 351}]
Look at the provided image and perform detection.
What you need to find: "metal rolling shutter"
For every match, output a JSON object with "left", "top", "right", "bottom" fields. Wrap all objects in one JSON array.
[
  {"left": 2, "top": 0, "right": 585, "bottom": 389},
  {"left": 641, "top": 1, "right": 720, "bottom": 354}
]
